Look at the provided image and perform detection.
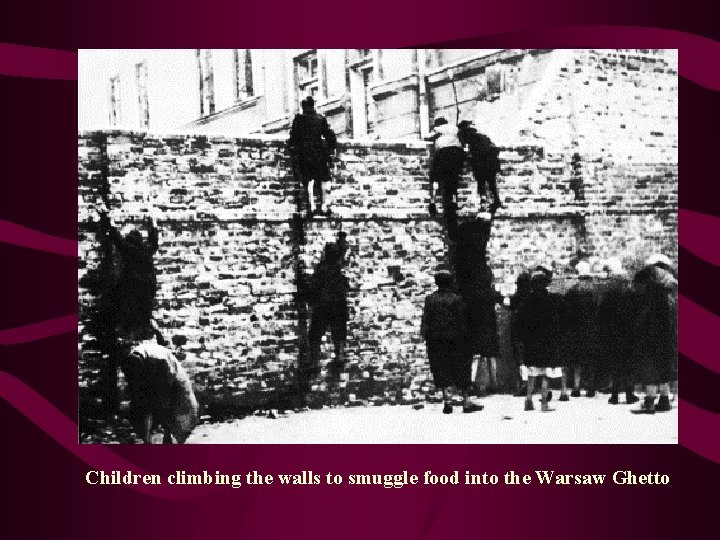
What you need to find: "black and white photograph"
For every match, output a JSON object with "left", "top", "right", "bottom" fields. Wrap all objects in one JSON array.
[{"left": 77, "top": 49, "right": 678, "bottom": 444}]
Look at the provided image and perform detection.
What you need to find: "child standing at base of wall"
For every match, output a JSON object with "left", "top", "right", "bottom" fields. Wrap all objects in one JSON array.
[
  {"left": 630, "top": 256, "right": 677, "bottom": 415},
  {"left": 510, "top": 272, "right": 532, "bottom": 397},
  {"left": 515, "top": 268, "right": 566, "bottom": 412},
  {"left": 421, "top": 269, "right": 484, "bottom": 414}
]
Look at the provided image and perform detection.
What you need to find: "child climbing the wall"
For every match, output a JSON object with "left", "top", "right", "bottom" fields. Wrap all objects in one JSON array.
[
  {"left": 85, "top": 207, "right": 161, "bottom": 416},
  {"left": 426, "top": 117, "right": 465, "bottom": 241},
  {"left": 458, "top": 120, "right": 503, "bottom": 214},
  {"left": 287, "top": 96, "right": 338, "bottom": 219},
  {"left": 304, "top": 242, "right": 350, "bottom": 392}
]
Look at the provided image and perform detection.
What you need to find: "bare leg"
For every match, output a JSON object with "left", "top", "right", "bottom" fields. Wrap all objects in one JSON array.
[
  {"left": 333, "top": 340, "right": 346, "bottom": 366},
  {"left": 142, "top": 414, "right": 153, "bottom": 444},
  {"left": 442, "top": 387, "right": 453, "bottom": 413},
  {"left": 655, "top": 382, "right": 672, "bottom": 412},
  {"left": 540, "top": 377, "right": 554, "bottom": 411},
  {"left": 307, "top": 180, "right": 316, "bottom": 213},
  {"left": 313, "top": 179, "right": 324, "bottom": 213},
  {"left": 525, "top": 375, "right": 535, "bottom": 411},
  {"left": 471, "top": 356, "right": 479, "bottom": 386},
  {"left": 488, "top": 357, "right": 498, "bottom": 391},
  {"left": 643, "top": 384, "right": 658, "bottom": 413}
]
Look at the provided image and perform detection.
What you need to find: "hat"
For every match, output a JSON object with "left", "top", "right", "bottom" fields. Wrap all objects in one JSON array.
[
  {"left": 645, "top": 254, "right": 673, "bottom": 268},
  {"left": 433, "top": 117, "right": 448, "bottom": 127},
  {"left": 434, "top": 268, "right": 453, "bottom": 287},
  {"left": 575, "top": 260, "right": 592, "bottom": 278},
  {"left": 324, "top": 242, "right": 341, "bottom": 264},
  {"left": 458, "top": 120, "right": 474, "bottom": 129},
  {"left": 530, "top": 270, "right": 551, "bottom": 288},
  {"left": 516, "top": 272, "right": 531, "bottom": 286},
  {"left": 535, "top": 264, "right": 553, "bottom": 278},
  {"left": 603, "top": 257, "right": 626, "bottom": 277}
]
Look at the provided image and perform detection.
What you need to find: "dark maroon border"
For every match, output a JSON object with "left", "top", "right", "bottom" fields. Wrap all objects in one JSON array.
[{"left": 1, "top": 2, "right": 718, "bottom": 538}]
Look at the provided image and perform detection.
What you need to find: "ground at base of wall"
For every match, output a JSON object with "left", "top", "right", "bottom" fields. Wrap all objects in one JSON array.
[{"left": 187, "top": 393, "right": 677, "bottom": 444}]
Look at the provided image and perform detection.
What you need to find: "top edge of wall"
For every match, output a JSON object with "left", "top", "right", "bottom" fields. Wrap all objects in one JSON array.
[{"left": 78, "top": 130, "right": 431, "bottom": 150}]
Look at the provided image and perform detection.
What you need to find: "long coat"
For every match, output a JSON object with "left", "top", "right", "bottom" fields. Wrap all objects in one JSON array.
[
  {"left": 122, "top": 342, "right": 199, "bottom": 443},
  {"left": 421, "top": 289, "right": 471, "bottom": 389},
  {"left": 631, "top": 270, "right": 677, "bottom": 385},
  {"left": 597, "top": 277, "right": 636, "bottom": 383},
  {"left": 560, "top": 280, "right": 601, "bottom": 368},
  {"left": 287, "top": 112, "right": 337, "bottom": 184},
  {"left": 515, "top": 289, "right": 564, "bottom": 368}
]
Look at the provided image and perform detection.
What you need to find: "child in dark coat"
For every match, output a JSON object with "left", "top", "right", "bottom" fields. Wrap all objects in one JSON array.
[{"left": 421, "top": 270, "right": 483, "bottom": 414}]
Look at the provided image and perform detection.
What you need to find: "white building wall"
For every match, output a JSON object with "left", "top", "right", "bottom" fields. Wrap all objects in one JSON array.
[
  {"left": 324, "top": 49, "right": 346, "bottom": 98},
  {"left": 79, "top": 49, "right": 200, "bottom": 132},
  {"left": 212, "top": 49, "right": 236, "bottom": 113},
  {"left": 379, "top": 49, "right": 414, "bottom": 82}
]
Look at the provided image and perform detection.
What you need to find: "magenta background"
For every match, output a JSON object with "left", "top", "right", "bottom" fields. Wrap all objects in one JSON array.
[{"left": 1, "top": 1, "right": 718, "bottom": 538}]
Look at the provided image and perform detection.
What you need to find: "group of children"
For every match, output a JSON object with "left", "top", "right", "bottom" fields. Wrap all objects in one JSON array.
[
  {"left": 86, "top": 101, "right": 676, "bottom": 441},
  {"left": 512, "top": 255, "right": 677, "bottom": 415},
  {"left": 422, "top": 254, "right": 677, "bottom": 416}
]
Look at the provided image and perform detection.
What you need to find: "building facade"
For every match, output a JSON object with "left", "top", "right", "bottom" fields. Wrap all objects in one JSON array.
[{"left": 81, "top": 48, "right": 677, "bottom": 148}]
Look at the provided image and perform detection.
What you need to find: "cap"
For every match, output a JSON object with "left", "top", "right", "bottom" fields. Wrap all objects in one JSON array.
[
  {"left": 645, "top": 254, "right": 673, "bottom": 268},
  {"left": 603, "top": 257, "right": 626, "bottom": 277},
  {"left": 575, "top": 260, "right": 592, "bottom": 278}
]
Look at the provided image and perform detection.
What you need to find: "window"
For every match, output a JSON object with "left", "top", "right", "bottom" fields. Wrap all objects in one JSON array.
[
  {"left": 356, "top": 49, "right": 372, "bottom": 62},
  {"left": 349, "top": 52, "right": 376, "bottom": 137},
  {"left": 196, "top": 49, "right": 215, "bottom": 116},
  {"left": 135, "top": 61, "right": 150, "bottom": 128},
  {"left": 485, "top": 66, "right": 507, "bottom": 97},
  {"left": 233, "top": 49, "right": 254, "bottom": 101},
  {"left": 109, "top": 75, "right": 121, "bottom": 126},
  {"left": 295, "top": 51, "right": 320, "bottom": 104}
]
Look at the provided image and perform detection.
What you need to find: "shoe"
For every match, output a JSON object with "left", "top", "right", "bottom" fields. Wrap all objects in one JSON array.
[
  {"left": 626, "top": 392, "right": 639, "bottom": 404},
  {"left": 463, "top": 403, "right": 484, "bottom": 413},
  {"left": 442, "top": 403, "right": 453, "bottom": 414},
  {"left": 586, "top": 389, "right": 596, "bottom": 398},
  {"left": 559, "top": 394, "right": 570, "bottom": 402},
  {"left": 541, "top": 402, "right": 555, "bottom": 412},
  {"left": 655, "top": 395, "right": 672, "bottom": 412},
  {"left": 524, "top": 399, "right": 534, "bottom": 411},
  {"left": 609, "top": 393, "right": 619, "bottom": 405},
  {"left": 571, "top": 389, "right": 581, "bottom": 398},
  {"left": 631, "top": 396, "right": 656, "bottom": 415},
  {"left": 538, "top": 390, "right": 553, "bottom": 402}
]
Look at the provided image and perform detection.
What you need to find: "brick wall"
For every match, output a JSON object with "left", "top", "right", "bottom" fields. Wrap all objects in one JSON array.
[{"left": 78, "top": 123, "right": 677, "bottom": 416}]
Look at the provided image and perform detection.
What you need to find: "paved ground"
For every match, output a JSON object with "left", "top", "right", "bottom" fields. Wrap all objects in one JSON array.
[{"left": 187, "top": 393, "right": 678, "bottom": 444}]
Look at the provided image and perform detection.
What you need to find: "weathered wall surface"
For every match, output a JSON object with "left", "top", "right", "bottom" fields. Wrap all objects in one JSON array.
[{"left": 78, "top": 119, "right": 677, "bottom": 415}]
